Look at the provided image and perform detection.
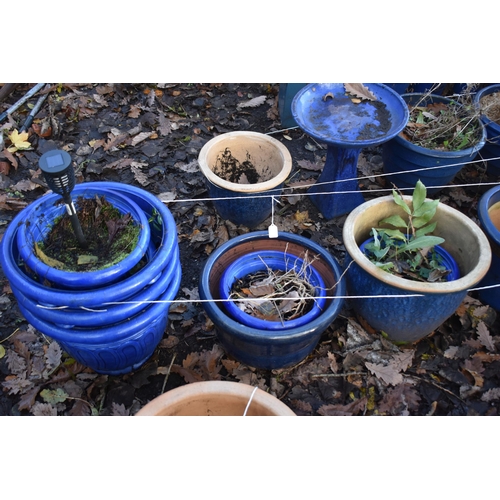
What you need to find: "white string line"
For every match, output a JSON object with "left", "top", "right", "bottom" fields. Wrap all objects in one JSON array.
[
  {"left": 165, "top": 156, "right": 500, "bottom": 205},
  {"left": 243, "top": 386, "right": 259, "bottom": 416},
  {"left": 35, "top": 282, "right": 500, "bottom": 312}
]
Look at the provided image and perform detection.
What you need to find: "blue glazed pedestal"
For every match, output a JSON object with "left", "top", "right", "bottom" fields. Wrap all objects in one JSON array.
[{"left": 291, "top": 83, "right": 409, "bottom": 219}]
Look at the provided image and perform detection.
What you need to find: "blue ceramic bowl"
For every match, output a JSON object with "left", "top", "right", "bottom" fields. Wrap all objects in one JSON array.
[
  {"left": 382, "top": 93, "right": 486, "bottom": 194},
  {"left": 219, "top": 250, "right": 327, "bottom": 331},
  {"left": 199, "top": 231, "right": 345, "bottom": 370}
]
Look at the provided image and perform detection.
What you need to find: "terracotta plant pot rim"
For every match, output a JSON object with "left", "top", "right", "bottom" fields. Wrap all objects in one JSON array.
[
  {"left": 135, "top": 381, "right": 296, "bottom": 416},
  {"left": 198, "top": 131, "right": 292, "bottom": 193},
  {"left": 343, "top": 195, "right": 492, "bottom": 294}
]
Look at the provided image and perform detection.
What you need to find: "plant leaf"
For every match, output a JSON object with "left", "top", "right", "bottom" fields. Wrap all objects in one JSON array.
[
  {"left": 379, "top": 215, "right": 408, "bottom": 229},
  {"left": 237, "top": 95, "right": 267, "bottom": 109},
  {"left": 392, "top": 190, "right": 411, "bottom": 214},
  {"left": 415, "top": 221, "right": 437, "bottom": 237},
  {"left": 412, "top": 180, "right": 426, "bottom": 212},
  {"left": 400, "top": 235, "right": 444, "bottom": 252},
  {"left": 343, "top": 83, "right": 376, "bottom": 101},
  {"left": 412, "top": 199, "right": 439, "bottom": 218}
]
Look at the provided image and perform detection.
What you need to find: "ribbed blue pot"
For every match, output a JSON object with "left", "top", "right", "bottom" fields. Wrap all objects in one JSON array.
[
  {"left": 0, "top": 182, "right": 182, "bottom": 375},
  {"left": 477, "top": 185, "right": 500, "bottom": 310},
  {"left": 16, "top": 185, "right": 151, "bottom": 289},
  {"left": 199, "top": 231, "right": 345, "bottom": 370},
  {"left": 219, "top": 250, "right": 327, "bottom": 331},
  {"left": 474, "top": 84, "right": 500, "bottom": 175},
  {"left": 382, "top": 93, "right": 486, "bottom": 194}
]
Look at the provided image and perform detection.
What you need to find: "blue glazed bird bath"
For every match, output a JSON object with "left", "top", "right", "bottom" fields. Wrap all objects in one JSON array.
[{"left": 291, "top": 83, "right": 409, "bottom": 218}]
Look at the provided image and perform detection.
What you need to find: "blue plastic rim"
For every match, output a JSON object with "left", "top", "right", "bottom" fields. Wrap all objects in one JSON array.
[
  {"left": 291, "top": 83, "right": 410, "bottom": 148},
  {"left": 199, "top": 231, "right": 345, "bottom": 370},
  {"left": 16, "top": 185, "right": 151, "bottom": 289},
  {"left": 382, "top": 93, "right": 487, "bottom": 194},
  {"left": 219, "top": 250, "right": 327, "bottom": 331},
  {"left": 359, "top": 238, "right": 461, "bottom": 282}
]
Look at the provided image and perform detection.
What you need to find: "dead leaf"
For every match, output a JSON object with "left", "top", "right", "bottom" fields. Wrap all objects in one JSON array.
[
  {"left": 44, "top": 342, "right": 62, "bottom": 372},
  {"left": 476, "top": 321, "right": 496, "bottom": 352},
  {"left": 31, "top": 402, "right": 57, "bottom": 416},
  {"left": 111, "top": 402, "right": 129, "bottom": 416},
  {"left": 35, "top": 243, "right": 65, "bottom": 269},
  {"left": 297, "top": 159, "right": 323, "bottom": 172},
  {"left": 131, "top": 131, "right": 153, "bottom": 146},
  {"left": 237, "top": 95, "right": 267, "bottom": 109},
  {"left": 158, "top": 111, "right": 172, "bottom": 136},
  {"left": 128, "top": 105, "right": 142, "bottom": 118},
  {"left": 318, "top": 397, "right": 367, "bottom": 416},
  {"left": 131, "top": 162, "right": 150, "bottom": 186},
  {"left": 365, "top": 362, "right": 403, "bottom": 386},
  {"left": 344, "top": 83, "right": 376, "bottom": 101},
  {"left": 481, "top": 388, "right": 500, "bottom": 402},
  {"left": 0, "top": 160, "right": 10, "bottom": 175}
]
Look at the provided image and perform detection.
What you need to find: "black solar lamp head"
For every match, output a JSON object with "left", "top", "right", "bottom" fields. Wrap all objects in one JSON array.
[{"left": 39, "top": 149, "right": 87, "bottom": 248}]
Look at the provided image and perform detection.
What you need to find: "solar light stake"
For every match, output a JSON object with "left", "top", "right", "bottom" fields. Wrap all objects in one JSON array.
[{"left": 39, "top": 149, "right": 88, "bottom": 248}]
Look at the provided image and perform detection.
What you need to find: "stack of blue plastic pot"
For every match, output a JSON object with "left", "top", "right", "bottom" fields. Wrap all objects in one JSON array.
[{"left": 0, "top": 182, "right": 181, "bottom": 375}]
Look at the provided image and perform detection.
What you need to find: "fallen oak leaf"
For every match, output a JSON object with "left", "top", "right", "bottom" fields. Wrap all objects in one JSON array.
[
  {"left": 365, "top": 361, "right": 403, "bottom": 386},
  {"left": 237, "top": 95, "right": 267, "bottom": 109},
  {"left": 344, "top": 83, "right": 376, "bottom": 102}
]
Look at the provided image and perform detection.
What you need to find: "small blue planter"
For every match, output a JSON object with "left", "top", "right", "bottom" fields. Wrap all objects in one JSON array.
[
  {"left": 382, "top": 93, "right": 486, "bottom": 194},
  {"left": 474, "top": 84, "right": 500, "bottom": 176},
  {"left": 0, "top": 182, "right": 182, "bottom": 375},
  {"left": 198, "top": 131, "right": 292, "bottom": 228},
  {"left": 219, "top": 250, "right": 326, "bottom": 331},
  {"left": 199, "top": 231, "right": 345, "bottom": 370},
  {"left": 16, "top": 185, "right": 151, "bottom": 289},
  {"left": 477, "top": 185, "right": 500, "bottom": 310}
]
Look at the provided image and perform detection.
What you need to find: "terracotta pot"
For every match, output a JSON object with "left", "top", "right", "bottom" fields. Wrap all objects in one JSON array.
[
  {"left": 135, "top": 381, "right": 296, "bottom": 416},
  {"left": 342, "top": 195, "right": 492, "bottom": 343},
  {"left": 198, "top": 131, "right": 292, "bottom": 228}
]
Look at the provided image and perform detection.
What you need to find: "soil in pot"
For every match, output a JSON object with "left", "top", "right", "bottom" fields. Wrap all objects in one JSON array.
[
  {"left": 479, "top": 91, "right": 500, "bottom": 125},
  {"left": 212, "top": 147, "right": 270, "bottom": 184},
  {"left": 401, "top": 99, "right": 483, "bottom": 151},
  {"left": 35, "top": 195, "right": 141, "bottom": 272}
]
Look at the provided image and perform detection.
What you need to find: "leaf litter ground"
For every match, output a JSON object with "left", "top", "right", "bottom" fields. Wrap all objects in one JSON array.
[{"left": 1, "top": 83, "right": 500, "bottom": 416}]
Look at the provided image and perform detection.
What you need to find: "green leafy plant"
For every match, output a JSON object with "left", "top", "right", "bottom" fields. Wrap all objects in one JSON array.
[{"left": 363, "top": 180, "right": 452, "bottom": 283}]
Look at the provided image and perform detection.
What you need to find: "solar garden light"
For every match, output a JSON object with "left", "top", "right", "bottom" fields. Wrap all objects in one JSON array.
[{"left": 39, "top": 149, "right": 88, "bottom": 248}]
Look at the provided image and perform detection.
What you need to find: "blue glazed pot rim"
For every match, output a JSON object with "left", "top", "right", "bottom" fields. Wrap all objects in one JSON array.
[
  {"left": 16, "top": 185, "right": 151, "bottom": 288},
  {"left": 219, "top": 250, "right": 327, "bottom": 331},
  {"left": 474, "top": 84, "right": 500, "bottom": 133},
  {"left": 199, "top": 231, "right": 345, "bottom": 340}
]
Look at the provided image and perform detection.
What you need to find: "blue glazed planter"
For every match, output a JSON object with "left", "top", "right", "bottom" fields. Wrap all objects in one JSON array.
[
  {"left": 0, "top": 182, "right": 182, "bottom": 375},
  {"left": 291, "top": 83, "right": 409, "bottom": 218},
  {"left": 342, "top": 194, "right": 491, "bottom": 343},
  {"left": 219, "top": 250, "right": 327, "bottom": 331},
  {"left": 382, "top": 93, "right": 487, "bottom": 194},
  {"left": 474, "top": 84, "right": 500, "bottom": 176},
  {"left": 199, "top": 231, "right": 345, "bottom": 370},
  {"left": 477, "top": 185, "right": 500, "bottom": 310},
  {"left": 198, "top": 131, "right": 292, "bottom": 228},
  {"left": 16, "top": 185, "right": 151, "bottom": 289}
]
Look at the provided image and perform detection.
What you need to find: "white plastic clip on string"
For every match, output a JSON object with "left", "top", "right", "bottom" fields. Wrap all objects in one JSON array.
[{"left": 268, "top": 195, "right": 278, "bottom": 238}]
